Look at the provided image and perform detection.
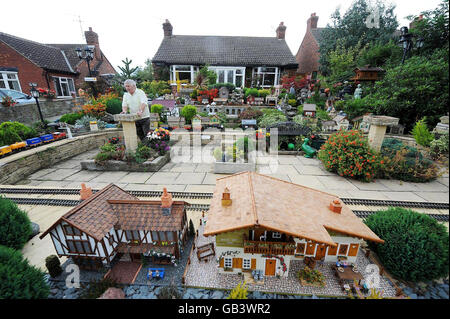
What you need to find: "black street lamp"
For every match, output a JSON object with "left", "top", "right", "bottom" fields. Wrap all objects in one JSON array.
[
  {"left": 75, "top": 46, "right": 97, "bottom": 96},
  {"left": 29, "top": 82, "right": 47, "bottom": 129},
  {"left": 399, "top": 26, "right": 425, "bottom": 64}
]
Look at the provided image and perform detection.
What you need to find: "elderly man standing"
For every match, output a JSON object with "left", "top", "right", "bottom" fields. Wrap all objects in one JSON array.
[{"left": 121, "top": 79, "right": 150, "bottom": 141}]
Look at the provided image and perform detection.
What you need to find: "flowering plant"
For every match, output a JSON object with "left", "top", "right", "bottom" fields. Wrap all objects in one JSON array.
[
  {"left": 198, "top": 88, "right": 218, "bottom": 102},
  {"left": 318, "top": 129, "right": 383, "bottom": 182},
  {"left": 1, "top": 96, "right": 17, "bottom": 107},
  {"left": 38, "top": 88, "right": 56, "bottom": 99},
  {"left": 108, "top": 136, "right": 121, "bottom": 144},
  {"left": 144, "top": 128, "right": 171, "bottom": 155}
]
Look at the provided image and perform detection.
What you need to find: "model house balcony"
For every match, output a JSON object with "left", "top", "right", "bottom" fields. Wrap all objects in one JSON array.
[{"left": 243, "top": 239, "right": 296, "bottom": 255}]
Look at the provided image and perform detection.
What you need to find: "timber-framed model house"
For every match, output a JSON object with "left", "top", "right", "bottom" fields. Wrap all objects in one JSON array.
[
  {"left": 40, "top": 184, "right": 189, "bottom": 269},
  {"left": 203, "top": 172, "right": 384, "bottom": 277}
]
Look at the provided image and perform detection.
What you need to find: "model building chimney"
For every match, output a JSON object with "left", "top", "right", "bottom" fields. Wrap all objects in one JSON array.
[
  {"left": 307, "top": 13, "right": 319, "bottom": 30},
  {"left": 163, "top": 19, "right": 173, "bottom": 37},
  {"left": 161, "top": 187, "right": 173, "bottom": 215},
  {"left": 221, "top": 187, "right": 232, "bottom": 207},
  {"left": 276, "top": 22, "right": 287, "bottom": 39},
  {"left": 84, "top": 27, "right": 102, "bottom": 60},
  {"left": 329, "top": 199, "right": 342, "bottom": 214},
  {"left": 80, "top": 183, "right": 93, "bottom": 200}
]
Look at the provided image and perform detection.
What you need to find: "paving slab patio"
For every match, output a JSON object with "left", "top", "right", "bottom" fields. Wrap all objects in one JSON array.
[
  {"left": 118, "top": 172, "right": 153, "bottom": 184},
  {"left": 145, "top": 172, "right": 180, "bottom": 184},
  {"left": 414, "top": 191, "right": 449, "bottom": 203},
  {"left": 37, "top": 168, "right": 80, "bottom": 181},
  {"left": 174, "top": 172, "right": 206, "bottom": 184},
  {"left": 381, "top": 191, "right": 426, "bottom": 202},
  {"left": 317, "top": 176, "right": 360, "bottom": 191},
  {"left": 89, "top": 171, "right": 130, "bottom": 183},
  {"left": 63, "top": 170, "right": 102, "bottom": 182},
  {"left": 202, "top": 173, "right": 225, "bottom": 185}
]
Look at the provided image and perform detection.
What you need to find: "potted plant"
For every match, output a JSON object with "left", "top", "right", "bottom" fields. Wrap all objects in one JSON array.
[{"left": 1, "top": 96, "right": 17, "bottom": 107}]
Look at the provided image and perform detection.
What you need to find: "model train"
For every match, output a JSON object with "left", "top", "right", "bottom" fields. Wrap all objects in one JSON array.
[{"left": 0, "top": 132, "right": 67, "bottom": 157}]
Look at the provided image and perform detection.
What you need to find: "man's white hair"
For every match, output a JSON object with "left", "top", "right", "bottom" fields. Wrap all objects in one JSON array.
[{"left": 124, "top": 79, "right": 136, "bottom": 87}]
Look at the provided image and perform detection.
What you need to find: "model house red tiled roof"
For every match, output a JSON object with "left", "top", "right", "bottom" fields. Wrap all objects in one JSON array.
[{"left": 203, "top": 172, "right": 384, "bottom": 246}]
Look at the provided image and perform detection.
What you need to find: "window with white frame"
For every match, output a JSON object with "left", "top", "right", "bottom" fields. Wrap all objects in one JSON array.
[
  {"left": 0, "top": 72, "right": 22, "bottom": 92},
  {"left": 170, "top": 65, "right": 199, "bottom": 84},
  {"left": 243, "top": 258, "right": 251, "bottom": 269},
  {"left": 252, "top": 67, "right": 279, "bottom": 87},
  {"left": 224, "top": 257, "right": 232, "bottom": 268},
  {"left": 53, "top": 77, "right": 75, "bottom": 97},
  {"left": 272, "top": 232, "right": 282, "bottom": 239},
  {"left": 208, "top": 66, "right": 245, "bottom": 87}
]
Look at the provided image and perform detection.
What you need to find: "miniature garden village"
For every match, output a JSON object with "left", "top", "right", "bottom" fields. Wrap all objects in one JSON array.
[{"left": 0, "top": 0, "right": 449, "bottom": 301}]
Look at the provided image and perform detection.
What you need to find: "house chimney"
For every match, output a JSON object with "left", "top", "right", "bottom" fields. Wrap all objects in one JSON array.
[
  {"left": 80, "top": 183, "right": 93, "bottom": 200},
  {"left": 329, "top": 199, "right": 342, "bottom": 214},
  {"left": 161, "top": 187, "right": 173, "bottom": 215},
  {"left": 163, "top": 19, "right": 173, "bottom": 37},
  {"left": 307, "top": 13, "right": 319, "bottom": 30},
  {"left": 84, "top": 27, "right": 102, "bottom": 60},
  {"left": 276, "top": 22, "right": 287, "bottom": 39},
  {"left": 221, "top": 187, "right": 232, "bottom": 207}
]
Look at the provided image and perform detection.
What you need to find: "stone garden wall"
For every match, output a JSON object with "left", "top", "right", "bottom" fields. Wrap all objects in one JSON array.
[
  {"left": 0, "top": 129, "right": 123, "bottom": 185},
  {"left": 0, "top": 97, "right": 85, "bottom": 125}
]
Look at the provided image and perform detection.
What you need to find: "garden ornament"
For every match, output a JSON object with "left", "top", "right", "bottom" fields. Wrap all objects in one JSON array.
[
  {"left": 354, "top": 84, "right": 362, "bottom": 99},
  {"left": 302, "top": 138, "right": 317, "bottom": 158}
]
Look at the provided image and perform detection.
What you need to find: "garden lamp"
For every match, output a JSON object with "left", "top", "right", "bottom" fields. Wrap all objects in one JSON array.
[
  {"left": 75, "top": 46, "right": 96, "bottom": 96},
  {"left": 29, "top": 82, "right": 47, "bottom": 129}
]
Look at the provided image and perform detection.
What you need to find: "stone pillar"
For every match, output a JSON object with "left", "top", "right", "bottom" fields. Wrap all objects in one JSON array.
[
  {"left": 113, "top": 114, "right": 141, "bottom": 152},
  {"left": 364, "top": 115, "right": 399, "bottom": 151}
]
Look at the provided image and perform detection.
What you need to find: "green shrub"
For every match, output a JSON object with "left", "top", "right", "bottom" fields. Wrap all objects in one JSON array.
[
  {"left": 380, "top": 138, "right": 438, "bottom": 182},
  {"left": 257, "top": 89, "right": 271, "bottom": 98},
  {"left": 364, "top": 207, "right": 449, "bottom": 282},
  {"left": 244, "top": 88, "right": 259, "bottom": 97},
  {"left": 180, "top": 105, "right": 197, "bottom": 124},
  {"left": 208, "top": 82, "right": 235, "bottom": 91},
  {"left": 430, "top": 133, "right": 449, "bottom": 159},
  {"left": 239, "top": 108, "right": 263, "bottom": 120},
  {"left": 227, "top": 281, "right": 248, "bottom": 299},
  {"left": 412, "top": 118, "right": 434, "bottom": 147},
  {"left": 0, "top": 121, "right": 37, "bottom": 145},
  {"left": 60, "top": 112, "right": 84, "bottom": 125},
  {"left": 288, "top": 99, "right": 297, "bottom": 107},
  {"left": 151, "top": 104, "right": 164, "bottom": 114},
  {"left": 105, "top": 98, "right": 123, "bottom": 115},
  {"left": 258, "top": 109, "right": 287, "bottom": 128},
  {"left": 0, "top": 197, "right": 32, "bottom": 250},
  {"left": 0, "top": 245, "right": 50, "bottom": 299},
  {"left": 318, "top": 130, "right": 382, "bottom": 182},
  {"left": 297, "top": 266, "right": 325, "bottom": 286},
  {"left": 45, "top": 255, "right": 63, "bottom": 278}
]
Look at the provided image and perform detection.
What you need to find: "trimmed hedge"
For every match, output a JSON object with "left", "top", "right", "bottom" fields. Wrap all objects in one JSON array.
[
  {"left": 0, "top": 245, "right": 50, "bottom": 299},
  {"left": 0, "top": 196, "right": 32, "bottom": 250},
  {"left": 364, "top": 207, "right": 449, "bottom": 282},
  {"left": 0, "top": 121, "right": 37, "bottom": 146}
]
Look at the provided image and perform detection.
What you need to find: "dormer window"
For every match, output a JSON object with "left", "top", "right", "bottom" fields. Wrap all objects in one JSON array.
[{"left": 272, "top": 232, "right": 282, "bottom": 239}]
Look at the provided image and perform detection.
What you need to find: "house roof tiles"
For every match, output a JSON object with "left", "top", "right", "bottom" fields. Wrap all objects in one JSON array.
[
  {"left": 152, "top": 35, "right": 298, "bottom": 67},
  {"left": 203, "top": 172, "right": 383, "bottom": 246}
]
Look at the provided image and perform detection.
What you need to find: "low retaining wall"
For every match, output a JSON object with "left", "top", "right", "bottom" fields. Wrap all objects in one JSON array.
[
  {"left": 80, "top": 153, "right": 170, "bottom": 172},
  {"left": 0, "top": 129, "right": 123, "bottom": 185},
  {"left": 0, "top": 97, "right": 85, "bottom": 125}
]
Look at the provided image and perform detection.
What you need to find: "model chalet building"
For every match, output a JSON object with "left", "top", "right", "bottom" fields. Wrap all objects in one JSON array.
[
  {"left": 204, "top": 172, "right": 383, "bottom": 277},
  {"left": 40, "top": 184, "right": 189, "bottom": 269}
]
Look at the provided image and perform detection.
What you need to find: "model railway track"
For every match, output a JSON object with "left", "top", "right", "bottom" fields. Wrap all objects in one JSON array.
[
  {"left": 4, "top": 197, "right": 449, "bottom": 222},
  {"left": 2, "top": 188, "right": 449, "bottom": 210}
]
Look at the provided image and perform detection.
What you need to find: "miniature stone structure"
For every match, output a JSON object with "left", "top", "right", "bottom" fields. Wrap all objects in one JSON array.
[
  {"left": 434, "top": 115, "right": 449, "bottom": 134},
  {"left": 364, "top": 115, "right": 399, "bottom": 151},
  {"left": 354, "top": 84, "right": 362, "bottom": 99},
  {"left": 113, "top": 114, "right": 141, "bottom": 152}
]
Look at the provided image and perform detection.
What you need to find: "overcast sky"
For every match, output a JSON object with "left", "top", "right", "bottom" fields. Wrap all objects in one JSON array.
[{"left": 0, "top": 0, "right": 442, "bottom": 71}]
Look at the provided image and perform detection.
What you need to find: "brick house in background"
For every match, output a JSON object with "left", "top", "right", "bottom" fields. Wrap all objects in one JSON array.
[
  {"left": 152, "top": 20, "right": 298, "bottom": 88},
  {"left": 0, "top": 28, "right": 116, "bottom": 97},
  {"left": 295, "top": 13, "right": 325, "bottom": 79}
]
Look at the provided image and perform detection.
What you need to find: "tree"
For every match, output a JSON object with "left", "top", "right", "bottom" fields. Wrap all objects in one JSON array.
[
  {"left": 117, "top": 58, "right": 139, "bottom": 81},
  {"left": 0, "top": 196, "right": 32, "bottom": 250},
  {"left": 135, "top": 59, "right": 154, "bottom": 83},
  {"left": 327, "top": 38, "right": 368, "bottom": 83},
  {"left": 368, "top": 49, "right": 449, "bottom": 130},
  {"left": 364, "top": 208, "right": 449, "bottom": 282},
  {"left": 199, "top": 65, "right": 217, "bottom": 86},
  {"left": 319, "top": 0, "right": 399, "bottom": 75},
  {"left": 0, "top": 245, "right": 50, "bottom": 299}
]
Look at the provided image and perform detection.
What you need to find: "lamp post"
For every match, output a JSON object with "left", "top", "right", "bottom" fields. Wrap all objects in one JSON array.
[
  {"left": 29, "top": 83, "right": 47, "bottom": 129},
  {"left": 399, "top": 26, "right": 425, "bottom": 64},
  {"left": 75, "top": 46, "right": 97, "bottom": 96}
]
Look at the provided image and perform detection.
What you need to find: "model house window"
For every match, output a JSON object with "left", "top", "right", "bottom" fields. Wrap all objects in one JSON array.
[
  {"left": 252, "top": 67, "right": 279, "bottom": 87},
  {"left": 272, "top": 232, "right": 282, "bottom": 239},
  {"left": 242, "top": 258, "right": 251, "bottom": 269},
  {"left": 224, "top": 257, "right": 232, "bottom": 268},
  {"left": 170, "top": 65, "right": 199, "bottom": 84},
  {"left": 67, "top": 240, "right": 93, "bottom": 254},
  {"left": 338, "top": 244, "right": 349, "bottom": 255},
  {"left": 296, "top": 243, "right": 306, "bottom": 254},
  {"left": 151, "top": 231, "right": 159, "bottom": 241},
  {"left": 108, "top": 236, "right": 115, "bottom": 246},
  {"left": 166, "top": 232, "right": 174, "bottom": 241},
  {"left": 125, "top": 230, "right": 140, "bottom": 242},
  {"left": 0, "top": 72, "right": 21, "bottom": 91},
  {"left": 53, "top": 77, "right": 75, "bottom": 97},
  {"left": 64, "top": 225, "right": 81, "bottom": 236}
]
